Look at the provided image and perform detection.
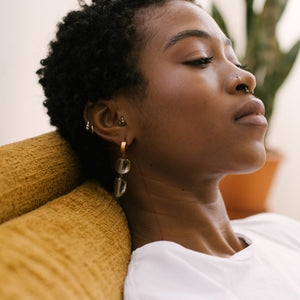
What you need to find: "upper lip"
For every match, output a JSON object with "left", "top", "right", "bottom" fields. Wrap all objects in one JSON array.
[{"left": 234, "top": 99, "right": 265, "bottom": 120}]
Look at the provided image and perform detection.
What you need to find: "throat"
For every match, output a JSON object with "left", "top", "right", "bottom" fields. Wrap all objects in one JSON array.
[{"left": 122, "top": 183, "right": 246, "bottom": 257}]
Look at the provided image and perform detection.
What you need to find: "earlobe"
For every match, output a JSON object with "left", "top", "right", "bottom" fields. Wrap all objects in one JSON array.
[{"left": 84, "top": 100, "right": 133, "bottom": 146}]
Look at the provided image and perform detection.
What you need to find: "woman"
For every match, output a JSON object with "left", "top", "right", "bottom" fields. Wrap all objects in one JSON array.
[{"left": 37, "top": 0, "right": 300, "bottom": 299}]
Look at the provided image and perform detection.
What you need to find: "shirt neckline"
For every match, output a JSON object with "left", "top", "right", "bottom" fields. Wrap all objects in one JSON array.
[{"left": 132, "top": 232, "right": 253, "bottom": 261}]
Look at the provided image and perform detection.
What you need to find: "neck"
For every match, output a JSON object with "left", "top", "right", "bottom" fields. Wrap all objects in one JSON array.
[{"left": 121, "top": 170, "right": 245, "bottom": 258}]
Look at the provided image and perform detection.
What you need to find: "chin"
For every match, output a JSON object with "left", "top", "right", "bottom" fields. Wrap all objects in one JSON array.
[
  {"left": 238, "top": 144, "right": 267, "bottom": 175},
  {"left": 226, "top": 142, "right": 267, "bottom": 175}
]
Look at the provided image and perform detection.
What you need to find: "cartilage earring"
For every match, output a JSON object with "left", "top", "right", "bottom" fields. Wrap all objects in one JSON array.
[
  {"left": 85, "top": 121, "right": 94, "bottom": 134},
  {"left": 119, "top": 116, "right": 126, "bottom": 127},
  {"left": 114, "top": 141, "right": 131, "bottom": 197}
]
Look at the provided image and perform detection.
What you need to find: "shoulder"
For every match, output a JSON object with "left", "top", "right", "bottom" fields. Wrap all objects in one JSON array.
[
  {"left": 124, "top": 241, "right": 209, "bottom": 300},
  {"left": 124, "top": 242, "right": 174, "bottom": 300},
  {"left": 231, "top": 213, "right": 300, "bottom": 248},
  {"left": 231, "top": 212, "right": 300, "bottom": 230}
]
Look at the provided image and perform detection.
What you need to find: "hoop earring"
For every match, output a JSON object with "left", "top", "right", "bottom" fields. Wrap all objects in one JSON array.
[
  {"left": 85, "top": 121, "right": 94, "bottom": 134},
  {"left": 114, "top": 141, "right": 131, "bottom": 198}
]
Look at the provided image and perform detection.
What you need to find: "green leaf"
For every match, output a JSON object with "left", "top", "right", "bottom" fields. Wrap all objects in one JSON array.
[
  {"left": 246, "top": 0, "right": 255, "bottom": 38},
  {"left": 263, "top": 0, "right": 288, "bottom": 23},
  {"left": 273, "top": 39, "right": 300, "bottom": 90}
]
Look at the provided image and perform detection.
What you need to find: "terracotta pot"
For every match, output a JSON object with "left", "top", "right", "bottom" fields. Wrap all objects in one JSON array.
[{"left": 219, "top": 150, "right": 283, "bottom": 220}]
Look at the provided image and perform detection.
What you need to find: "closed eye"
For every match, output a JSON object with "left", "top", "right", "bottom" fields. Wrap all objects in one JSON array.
[
  {"left": 183, "top": 56, "right": 214, "bottom": 67},
  {"left": 236, "top": 63, "right": 249, "bottom": 71}
]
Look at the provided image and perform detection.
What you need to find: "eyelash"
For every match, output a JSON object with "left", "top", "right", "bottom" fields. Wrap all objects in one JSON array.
[
  {"left": 236, "top": 64, "right": 249, "bottom": 71},
  {"left": 183, "top": 56, "right": 214, "bottom": 67},
  {"left": 184, "top": 57, "right": 250, "bottom": 72}
]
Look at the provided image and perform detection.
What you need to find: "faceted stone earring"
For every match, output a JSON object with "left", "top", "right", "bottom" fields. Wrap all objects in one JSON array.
[{"left": 114, "top": 141, "right": 131, "bottom": 197}]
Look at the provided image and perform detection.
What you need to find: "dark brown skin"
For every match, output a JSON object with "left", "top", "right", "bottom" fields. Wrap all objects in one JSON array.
[{"left": 85, "top": 1, "right": 268, "bottom": 258}]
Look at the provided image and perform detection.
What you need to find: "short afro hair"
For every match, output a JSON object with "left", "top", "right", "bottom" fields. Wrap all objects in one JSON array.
[{"left": 37, "top": 0, "right": 196, "bottom": 192}]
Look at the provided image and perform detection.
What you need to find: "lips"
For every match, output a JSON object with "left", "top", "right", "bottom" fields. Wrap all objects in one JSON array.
[{"left": 234, "top": 99, "right": 268, "bottom": 127}]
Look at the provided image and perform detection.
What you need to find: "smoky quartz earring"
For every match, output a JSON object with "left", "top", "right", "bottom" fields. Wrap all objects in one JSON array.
[{"left": 114, "top": 141, "right": 131, "bottom": 197}]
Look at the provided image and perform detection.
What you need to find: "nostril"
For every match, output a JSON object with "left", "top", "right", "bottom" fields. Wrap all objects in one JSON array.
[
  {"left": 226, "top": 75, "right": 255, "bottom": 94},
  {"left": 236, "top": 84, "right": 248, "bottom": 92}
]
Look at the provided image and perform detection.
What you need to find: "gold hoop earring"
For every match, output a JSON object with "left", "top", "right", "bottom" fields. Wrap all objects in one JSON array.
[{"left": 114, "top": 141, "right": 131, "bottom": 197}]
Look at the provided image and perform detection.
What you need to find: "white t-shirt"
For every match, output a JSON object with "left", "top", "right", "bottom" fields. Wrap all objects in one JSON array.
[{"left": 123, "top": 213, "right": 300, "bottom": 300}]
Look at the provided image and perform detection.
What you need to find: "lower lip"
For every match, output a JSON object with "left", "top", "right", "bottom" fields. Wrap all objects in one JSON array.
[{"left": 235, "top": 114, "right": 268, "bottom": 127}]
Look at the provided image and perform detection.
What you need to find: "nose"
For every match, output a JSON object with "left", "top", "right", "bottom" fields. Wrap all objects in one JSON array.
[{"left": 225, "top": 69, "right": 256, "bottom": 95}]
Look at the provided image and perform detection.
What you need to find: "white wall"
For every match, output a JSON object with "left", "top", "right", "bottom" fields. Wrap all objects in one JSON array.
[
  {"left": 1, "top": 0, "right": 300, "bottom": 219},
  {"left": 0, "top": 0, "right": 79, "bottom": 146}
]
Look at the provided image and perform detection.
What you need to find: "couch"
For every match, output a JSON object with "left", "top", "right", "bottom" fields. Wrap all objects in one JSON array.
[{"left": 0, "top": 131, "right": 131, "bottom": 299}]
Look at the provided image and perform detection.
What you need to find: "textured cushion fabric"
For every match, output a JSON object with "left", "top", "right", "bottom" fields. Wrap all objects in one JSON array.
[
  {"left": 0, "top": 132, "right": 83, "bottom": 224},
  {"left": 0, "top": 180, "right": 131, "bottom": 300}
]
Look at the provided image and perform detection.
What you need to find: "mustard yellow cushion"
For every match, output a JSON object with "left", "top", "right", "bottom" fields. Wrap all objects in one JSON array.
[
  {"left": 0, "top": 181, "right": 131, "bottom": 300},
  {"left": 0, "top": 132, "right": 83, "bottom": 224}
]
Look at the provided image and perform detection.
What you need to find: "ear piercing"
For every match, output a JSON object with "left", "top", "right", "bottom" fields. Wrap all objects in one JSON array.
[
  {"left": 114, "top": 141, "right": 131, "bottom": 198},
  {"left": 119, "top": 116, "right": 126, "bottom": 127},
  {"left": 85, "top": 121, "right": 94, "bottom": 134},
  {"left": 86, "top": 116, "right": 126, "bottom": 133},
  {"left": 85, "top": 116, "right": 130, "bottom": 197}
]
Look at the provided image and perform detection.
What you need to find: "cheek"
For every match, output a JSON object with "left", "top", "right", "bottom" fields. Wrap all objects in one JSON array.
[
  {"left": 145, "top": 68, "right": 219, "bottom": 122},
  {"left": 138, "top": 72, "right": 227, "bottom": 154}
]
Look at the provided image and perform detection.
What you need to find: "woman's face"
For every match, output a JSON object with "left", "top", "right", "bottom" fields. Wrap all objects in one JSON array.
[{"left": 125, "top": 0, "right": 267, "bottom": 184}]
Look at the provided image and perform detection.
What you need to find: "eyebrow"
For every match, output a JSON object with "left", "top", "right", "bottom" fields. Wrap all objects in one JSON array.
[{"left": 164, "top": 29, "right": 232, "bottom": 50}]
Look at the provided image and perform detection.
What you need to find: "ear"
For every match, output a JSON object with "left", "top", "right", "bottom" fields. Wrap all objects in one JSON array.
[{"left": 84, "top": 99, "right": 134, "bottom": 146}]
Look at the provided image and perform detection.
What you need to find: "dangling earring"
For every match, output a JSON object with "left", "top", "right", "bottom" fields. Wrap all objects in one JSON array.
[
  {"left": 85, "top": 121, "right": 94, "bottom": 134},
  {"left": 114, "top": 141, "right": 131, "bottom": 197}
]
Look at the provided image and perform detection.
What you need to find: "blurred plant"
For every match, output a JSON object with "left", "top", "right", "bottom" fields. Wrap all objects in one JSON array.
[{"left": 212, "top": 0, "right": 300, "bottom": 122}]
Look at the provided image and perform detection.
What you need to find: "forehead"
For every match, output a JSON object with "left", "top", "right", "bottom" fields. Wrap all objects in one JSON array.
[{"left": 138, "top": 1, "right": 227, "bottom": 50}]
